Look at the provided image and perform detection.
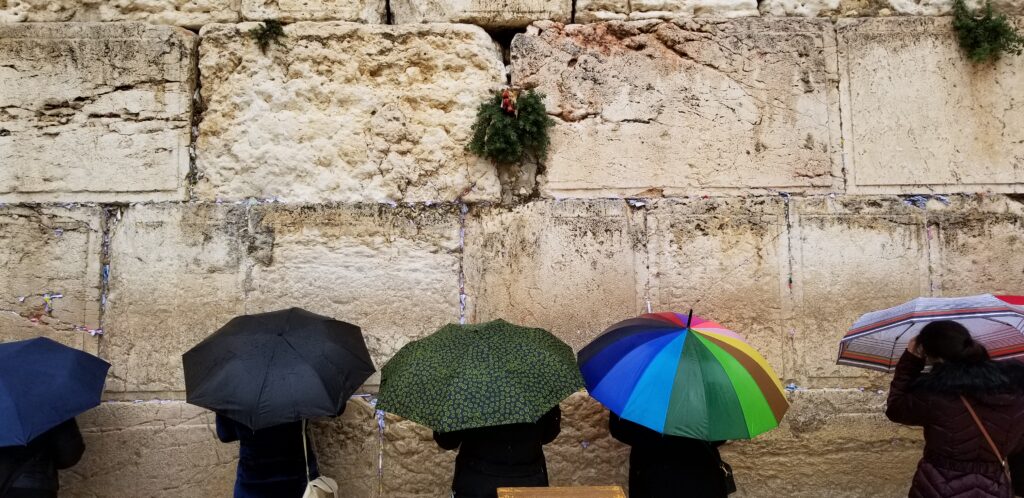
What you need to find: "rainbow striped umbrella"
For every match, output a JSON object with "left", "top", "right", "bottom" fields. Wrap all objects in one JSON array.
[{"left": 578, "top": 312, "right": 788, "bottom": 441}]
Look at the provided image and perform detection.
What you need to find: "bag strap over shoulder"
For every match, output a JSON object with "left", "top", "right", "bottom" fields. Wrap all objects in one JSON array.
[
  {"left": 302, "top": 419, "right": 311, "bottom": 483},
  {"left": 960, "top": 395, "right": 1012, "bottom": 484}
]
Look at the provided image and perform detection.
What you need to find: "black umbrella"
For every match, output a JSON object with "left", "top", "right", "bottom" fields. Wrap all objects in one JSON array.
[{"left": 183, "top": 307, "right": 375, "bottom": 430}]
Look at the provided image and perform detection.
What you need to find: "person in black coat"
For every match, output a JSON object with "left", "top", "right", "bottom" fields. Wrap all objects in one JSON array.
[
  {"left": 609, "top": 413, "right": 728, "bottom": 498},
  {"left": 215, "top": 414, "right": 321, "bottom": 498},
  {"left": 433, "top": 406, "right": 562, "bottom": 498},
  {"left": 0, "top": 418, "right": 85, "bottom": 498}
]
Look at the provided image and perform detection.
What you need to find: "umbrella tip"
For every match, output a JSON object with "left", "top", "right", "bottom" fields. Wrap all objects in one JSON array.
[{"left": 687, "top": 309, "right": 693, "bottom": 328}]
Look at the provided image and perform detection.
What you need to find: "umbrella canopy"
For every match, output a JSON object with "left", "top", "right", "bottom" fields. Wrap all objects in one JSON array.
[
  {"left": 578, "top": 312, "right": 788, "bottom": 441},
  {"left": 838, "top": 294, "right": 1024, "bottom": 371},
  {"left": 183, "top": 307, "right": 375, "bottom": 430},
  {"left": 0, "top": 337, "right": 110, "bottom": 446},
  {"left": 376, "top": 319, "right": 584, "bottom": 432}
]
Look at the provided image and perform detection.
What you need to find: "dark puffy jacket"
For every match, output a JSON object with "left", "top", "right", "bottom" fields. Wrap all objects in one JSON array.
[
  {"left": 608, "top": 413, "right": 727, "bottom": 498},
  {"left": 215, "top": 414, "right": 319, "bottom": 498},
  {"left": 886, "top": 352, "right": 1024, "bottom": 498},
  {"left": 433, "top": 406, "right": 561, "bottom": 498},
  {"left": 0, "top": 418, "right": 84, "bottom": 498}
]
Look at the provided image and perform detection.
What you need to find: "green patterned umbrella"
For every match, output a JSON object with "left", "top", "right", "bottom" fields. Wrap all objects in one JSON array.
[{"left": 376, "top": 319, "right": 584, "bottom": 432}]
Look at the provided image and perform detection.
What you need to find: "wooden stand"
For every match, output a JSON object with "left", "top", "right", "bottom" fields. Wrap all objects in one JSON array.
[{"left": 497, "top": 486, "right": 626, "bottom": 497}]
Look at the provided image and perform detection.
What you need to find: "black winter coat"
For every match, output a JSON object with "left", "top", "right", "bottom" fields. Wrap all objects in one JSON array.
[
  {"left": 0, "top": 418, "right": 84, "bottom": 498},
  {"left": 608, "top": 414, "right": 727, "bottom": 498},
  {"left": 215, "top": 414, "right": 319, "bottom": 498},
  {"left": 433, "top": 406, "right": 561, "bottom": 498},
  {"left": 886, "top": 351, "right": 1024, "bottom": 498}
]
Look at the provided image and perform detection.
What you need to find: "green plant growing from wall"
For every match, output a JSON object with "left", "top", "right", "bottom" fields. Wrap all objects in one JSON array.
[
  {"left": 952, "top": 0, "right": 1023, "bottom": 62},
  {"left": 468, "top": 88, "right": 553, "bottom": 165},
  {"left": 249, "top": 20, "right": 286, "bottom": 54}
]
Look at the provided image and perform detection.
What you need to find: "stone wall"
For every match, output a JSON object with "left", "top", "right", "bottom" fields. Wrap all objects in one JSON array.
[{"left": 2, "top": 0, "right": 1023, "bottom": 496}]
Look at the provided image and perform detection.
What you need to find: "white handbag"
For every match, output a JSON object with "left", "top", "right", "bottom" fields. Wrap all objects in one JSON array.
[{"left": 301, "top": 420, "right": 339, "bottom": 498}]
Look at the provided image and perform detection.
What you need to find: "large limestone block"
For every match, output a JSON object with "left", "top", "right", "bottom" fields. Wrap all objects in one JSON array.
[
  {"left": 512, "top": 19, "right": 841, "bottom": 199},
  {"left": 0, "top": 0, "right": 239, "bottom": 27},
  {"left": 197, "top": 22, "right": 504, "bottom": 204},
  {"left": 242, "top": 0, "right": 385, "bottom": 22},
  {"left": 577, "top": 0, "right": 757, "bottom": 23},
  {"left": 0, "top": 23, "right": 195, "bottom": 203},
  {"left": 383, "top": 412, "right": 457, "bottom": 497},
  {"left": 758, "top": 0, "right": 1021, "bottom": 17},
  {"left": 62, "top": 401, "right": 236, "bottom": 498},
  {"left": 0, "top": 206, "right": 102, "bottom": 351},
  {"left": 726, "top": 389, "right": 920, "bottom": 497},
  {"left": 547, "top": 393, "right": 630, "bottom": 488},
  {"left": 930, "top": 196, "right": 1024, "bottom": 295},
  {"left": 103, "top": 204, "right": 248, "bottom": 392},
  {"left": 839, "top": 18, "right": 1024, "bottom": 194},
  {"left": 464, "top": 200, "right": 644, "bottom": 351},
  {"left": 312, "top": 397, "right": 380, "bottom": 498},
  {"left": 244, "top": 204, "right": 462, "bottom": 385},
  {"left": 646, "top": 198, "right": 788, "bottom": 378},
  {"left": 390, "top": 0, "right": 570, "bottom": 28},
  {"left": 789, "top": 197, "right": 929, "bottom": 388}
]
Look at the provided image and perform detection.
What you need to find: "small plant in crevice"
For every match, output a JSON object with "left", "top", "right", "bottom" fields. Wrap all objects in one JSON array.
[
  {"left": 952, "top": 0, "right": 1023, "bottom": 63},
  {"left": 249, "top": 19, "right": 286, "bottom": 54},
  {"left": 468, "top": 88, "right": 553, "bottom": 166}
]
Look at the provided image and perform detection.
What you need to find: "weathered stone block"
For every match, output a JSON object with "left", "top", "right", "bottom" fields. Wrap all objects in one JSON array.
[
  {"left": 839, "top": 18, "right": 1024, "bottom": 194},
  {"left": 0, "top": 206, "right": 102, "bottom": 352},
  {"left": 512, "top": 19, "right": 841, "bottom": 199},
  {"left": 646, "top": 198, "right": 788, "bottom": 378},
  {"left": 312, "top": 397, "right": 380, "bottom": 498},
  {"left": 244, "top": 205, "right": 462, "bottom": 385},
  {"left": 464, "top": 200, "right": 644, "bottom": 352},
  {"left": 789, "top": 197, "right": 929, "bottom": 387},
  {"left": 578, "top": 0, "right": 757, "bottom": 22},
  {"left": 197, "top": 22, "right": 504, "bottom": 203},
  {"left": 547, "top": 393, "right": 630, "bottom": 488},
  {"left": 0, "top": 23, "right": 195, "bottom": 203},
  {"left": 62, "top": 401, "right": 236, "bottom": 498},
  {"left": 103, "top": 204, "right": 248, "bottom": 392},
  {"left": 242, "top": 0, "right": 385, "bottom": 22},
  {"left": 390, "top": 0, "right": 570, "bottom": 28},
  {"left": 383, "top": 412, "right": 457, "bottom": 497},
  {"left": 726, "top": 389, "right": 920, "bottom": 497},
  {"left": 931, "top": 196, "right": 1024, "bottom": 296},
  {"left": 758, "top": 0, "right": 1022, "bottom": 17},
  {"left": 0, "top": 0, "right": 240, "bottom": 27}
]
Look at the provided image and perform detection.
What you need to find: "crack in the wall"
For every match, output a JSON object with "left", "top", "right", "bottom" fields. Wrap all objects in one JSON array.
[
  {"left": 457, "top": 202, "right": 469, "bottom": 324},
  {"left": 97, "top": 205, "right": 123, "bottom": 342},
  {"left": 185, "top": 38, "right": 204, "bottom": 200}
]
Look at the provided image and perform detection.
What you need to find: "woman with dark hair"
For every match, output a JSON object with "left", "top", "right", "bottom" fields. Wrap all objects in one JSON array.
[
  {"left": 886, "top": 320, "right": 1024, "bottom": 498},
  {"left": 215, "top": 414, "right": 321, "bottom": 498}
]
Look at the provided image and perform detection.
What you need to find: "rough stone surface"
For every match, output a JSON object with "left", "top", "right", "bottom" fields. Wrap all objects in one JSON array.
[
  {"left": 242, "top": 0, "right": 385, "bottom": 22},
  {"left": 312, "top": 398, "right": 379, "bottom": 498},
  {"left": 244, "top": 204, "right": 462, "bottom": 386},
  {"left": 758, "top": 0, "right": 1023, "bottom": 16},
  {"left": 646, "top": 198, "right": 788, "bottom": 378},
  {"left": 0, "top": 23, "right": 195, "bottom": 203},
  {"left": 839, "top": 18, "right": 1024, "bottom": 194},
  {"left": 546, "top": 393, "right": 630, "bottom": 487},
  {"left": 0, "top": 206, "right": 102, "bottom": 352},
  {"left": 383, "top": 411, "right": 457, "bottom": 497},
  {"left": 103, "top": 204, "right": 248, "bottom": 393},
  {"left": 62, "top": 401, "right": 236, "bottom": 498},
  {"left": 512, "top": 19, "right": 841, "bottom": 198},
  {"left": 577, "top": 0, "right": 758, "bottom": 23},
  {"left": 931, "top": 196, "right": 1024, "bottom": 296},
  {"left": 0, "top": 0, "right": 239, "bottom": 27},
  {"left": 789, "top": 197, "right": 929, "bottom": 388},
  {"left": 464, "top": 200, "right": 644, "bottom": 351},
  {"left": 390, "top": 0, "right": 569, "bottom": 28},
  {"left": 196, "top": 22, "right": 504, "bottom": 204}
]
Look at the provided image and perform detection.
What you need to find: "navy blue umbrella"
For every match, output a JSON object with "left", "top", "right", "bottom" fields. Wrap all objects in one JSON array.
[{"left": 0, "top": 337, "right": 110, "bottom": 446}]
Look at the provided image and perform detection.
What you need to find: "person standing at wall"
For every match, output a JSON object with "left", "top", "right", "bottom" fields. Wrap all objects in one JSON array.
[
  {"left": 433, "top": 406, "right": 562, "bottom": 498},
  {"left": 886, "top": 320, "right": 1024, "bottom": 498},
  {"left": 0, "top": 418, "right": 85, "bottom": 498},
  {"left": 215, "top": 414, "right": 323, "bottom": 498},
  {"left": 609, "top": 413, "right": 730, "bottom": 498}
]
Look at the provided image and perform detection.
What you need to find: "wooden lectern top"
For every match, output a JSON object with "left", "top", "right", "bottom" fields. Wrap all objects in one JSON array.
[{"left": 497, "top": 486, "right": 626, "bottom": 498}]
